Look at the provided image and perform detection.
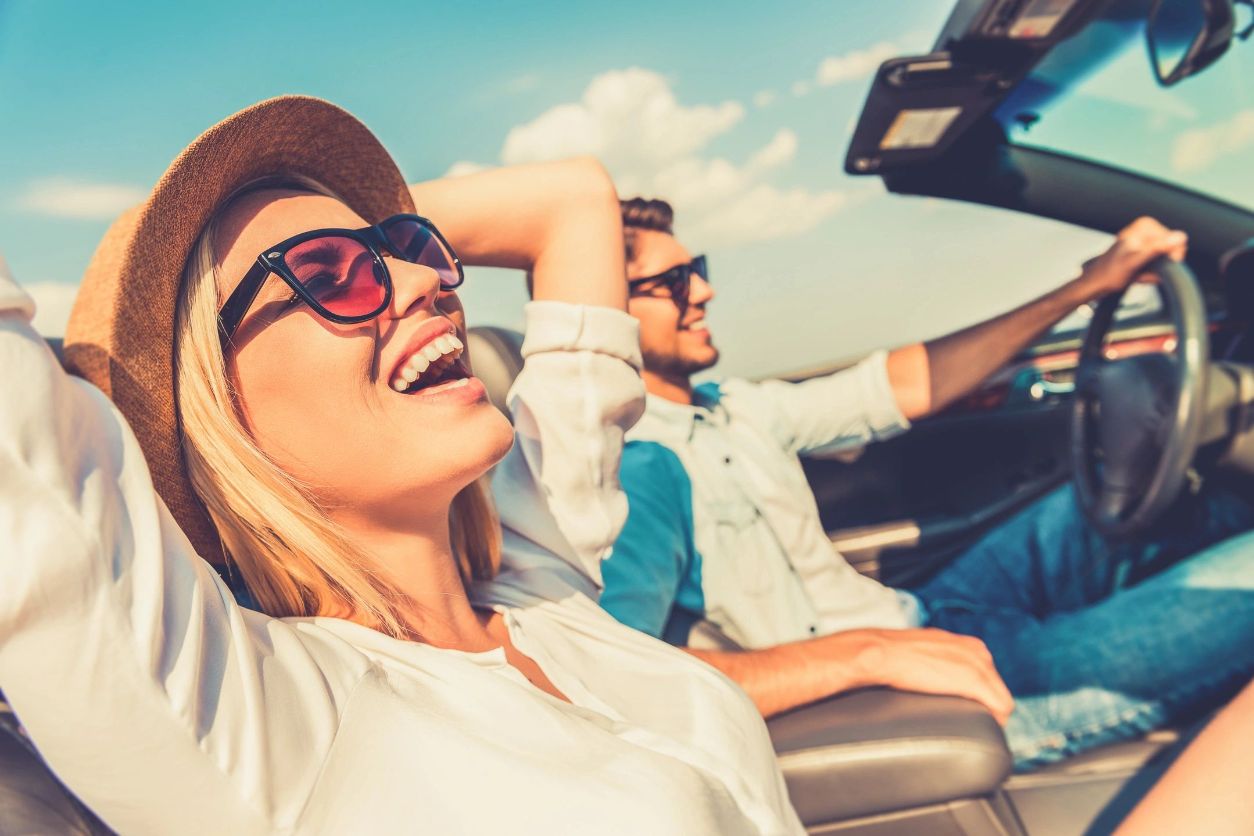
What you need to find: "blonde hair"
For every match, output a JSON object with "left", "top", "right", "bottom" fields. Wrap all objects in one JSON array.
[{"left": 173, "top": 175, "right": 500, "bottom": 638}]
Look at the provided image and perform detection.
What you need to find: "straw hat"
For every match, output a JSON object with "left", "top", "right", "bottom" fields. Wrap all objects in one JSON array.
[{"left": 64, "top": 95, "right": 415, "bottom": 565}]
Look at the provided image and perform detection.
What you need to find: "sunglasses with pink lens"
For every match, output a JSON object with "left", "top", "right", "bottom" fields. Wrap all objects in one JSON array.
[{"left": 217, "top": 213, "right": 463, "bottom": 343}]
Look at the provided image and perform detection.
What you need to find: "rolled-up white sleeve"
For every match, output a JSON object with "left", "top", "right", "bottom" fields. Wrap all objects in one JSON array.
[
  {"left": 0, "top": 268, "right": 364, "bottom": 834},
  {"left": 721, "top": 349, "right": 910, "bottom": 457},
  {"left": 490, "top": 301, "right": 645, "bottom": 591}
]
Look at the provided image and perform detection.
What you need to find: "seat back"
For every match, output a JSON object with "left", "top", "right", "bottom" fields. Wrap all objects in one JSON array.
[
  {"left": 467, "top": 326, "right": 525, "bottom": 419},
  {"left": 46, "top": 336, "right": 65, "bottom": 365},
  {"left": 0, "top": 693, "right": 113, "bottom": 835}
]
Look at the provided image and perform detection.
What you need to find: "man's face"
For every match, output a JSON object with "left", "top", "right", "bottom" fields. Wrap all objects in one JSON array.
[{"left": 626, "top": 228, "right": 718, "bottom": 378}]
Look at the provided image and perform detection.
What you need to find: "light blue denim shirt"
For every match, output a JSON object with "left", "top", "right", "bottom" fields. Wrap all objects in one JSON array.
[{"left": 601, "top": 351, "right": 923, "bottom": 649}]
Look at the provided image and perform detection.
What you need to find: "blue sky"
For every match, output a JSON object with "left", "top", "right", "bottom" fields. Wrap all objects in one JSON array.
[{"left": 2, "top": 0, "right": 1249, "bottom": 377}]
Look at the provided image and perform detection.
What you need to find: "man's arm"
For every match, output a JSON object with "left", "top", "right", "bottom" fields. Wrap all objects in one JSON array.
[
  {"left": 607, "top": 433, "right": 1012, "bottom": 721},
  {"left": 685, "top": 627, "right": 1015, "bottom": 723},
  {"left": 887, "top": 216, "right": 1188, "bottom": 420}
]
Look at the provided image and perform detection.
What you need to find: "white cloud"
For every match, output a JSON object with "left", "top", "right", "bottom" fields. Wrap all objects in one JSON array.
[
  {"left": 20, "top": 280, "right": 80, "bottom": 337},
  {"left": 753, "top": 90, "right": 776, "bottom": 108},
  {"left": 689, "top": 185, "right": 846, "bottom": 245},
  {"left": 1171, "top": 110, "right": 1254, "bottom": 174},
  {"left": 790, "top": 80, "right": 811, "bottom": 97},
  {"left": 468, "top": 68, "right": 849, "bottom": 250},
  {"left": 628, "top": 128, "right": 842, "bottom": 247},
  {"left": 816, "top": 41, "right": 898, "bottom": 86},
  {"left": 747, "top": 128, "right": 797, "bottom": 169},
  {"left": 501, "top": 68, "right": 744, "bottom": 171},
  {"left": 18, "top": 177, "right": 145, "bottom": 220},
  {"left": 443, "top": 160, "right": 491, "bottom": 178}
]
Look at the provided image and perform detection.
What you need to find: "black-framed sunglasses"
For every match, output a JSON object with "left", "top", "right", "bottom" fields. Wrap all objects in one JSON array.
[
  {"left": 627, "top": 254, "right": 708, "bottom": 311},
  {"left": 217, "top": 213, "right": 464, "bottom": 343}
]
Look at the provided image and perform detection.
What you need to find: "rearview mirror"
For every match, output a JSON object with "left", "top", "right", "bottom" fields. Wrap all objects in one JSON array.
[{"left": 1147, "top": 0, "right": 1236, "bottom": 86}]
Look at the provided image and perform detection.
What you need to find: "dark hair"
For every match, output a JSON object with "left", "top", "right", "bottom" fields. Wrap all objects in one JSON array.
[
  {"left": 620, "top": 197, "right": 674, "bottom": 234},
  {"left": 620, "top": 197, "right": 674, "bottom": 262}
]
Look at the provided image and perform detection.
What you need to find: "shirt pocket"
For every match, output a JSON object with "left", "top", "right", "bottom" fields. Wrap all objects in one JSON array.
[{"left": 706, "top": 498, "right": 776, "bottom": 596}]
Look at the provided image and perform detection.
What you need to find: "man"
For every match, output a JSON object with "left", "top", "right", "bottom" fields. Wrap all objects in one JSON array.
[{"left": 602, "top": 197, "right": 1254, "bottom": 768}]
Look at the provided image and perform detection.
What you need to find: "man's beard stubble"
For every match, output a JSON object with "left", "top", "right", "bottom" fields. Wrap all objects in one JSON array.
[{"left": 641, "top": 343, "right": 720, "bottom": 380}]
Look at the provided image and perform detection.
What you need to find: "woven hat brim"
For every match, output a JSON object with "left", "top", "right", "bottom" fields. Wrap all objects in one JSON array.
[{"left": 64, "top": 95, "right": 416, "bottom": 564}]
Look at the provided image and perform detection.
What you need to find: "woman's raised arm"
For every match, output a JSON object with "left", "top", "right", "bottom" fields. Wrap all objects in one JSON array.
[
  {"left": 409, "top": 161, "right": 646, "bottom": 590},
  {"left": 409, "top": 157, "right": 627, "bottom": 310},
  {"left": 0, "top": 263, "right": 362, "bottom": 834}
]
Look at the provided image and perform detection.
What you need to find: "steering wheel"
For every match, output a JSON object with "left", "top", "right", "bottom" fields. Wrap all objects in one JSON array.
[{"left": 1072, "top": 257, "right": 1209, "bottom": 539}]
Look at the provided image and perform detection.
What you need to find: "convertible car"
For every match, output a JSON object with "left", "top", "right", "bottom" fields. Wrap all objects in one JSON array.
[
  {"left": 480, "top": 1, "right": 1254, "bottom": 833},
  {"left": 3, "top": 0, "right": 1252, "bottom": 833}
]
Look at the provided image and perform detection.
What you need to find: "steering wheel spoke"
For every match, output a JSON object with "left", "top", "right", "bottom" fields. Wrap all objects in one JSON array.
[
  {"left": 1074, "top": 364, "right": 1103, "bottom": 399},
  {"left": 1095, "top": 484, "right": 1134, "bottom": 525},
  {"left": 1071, "top": 258, "right": 1208, "bottom": 538}
]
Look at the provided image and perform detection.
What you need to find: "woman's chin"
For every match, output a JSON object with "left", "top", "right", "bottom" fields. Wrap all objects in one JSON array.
[
  {"left": 440, "top": 403, "right": 516, "bottom": 481},
  {"left": 356, "top": 402, "right": 514, "bottom": 504},
  {"left": 482, "top": 408, "right": 517, "bottom": 465}
]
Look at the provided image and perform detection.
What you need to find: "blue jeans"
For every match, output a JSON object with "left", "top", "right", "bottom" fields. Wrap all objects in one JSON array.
[{"left": 911, "top": 483, "right": 1254, "bottom": 770}]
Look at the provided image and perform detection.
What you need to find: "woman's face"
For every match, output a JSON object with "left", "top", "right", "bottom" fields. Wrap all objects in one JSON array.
[{"left": 213, "top": 190, "right": 514, "bottom": 526}]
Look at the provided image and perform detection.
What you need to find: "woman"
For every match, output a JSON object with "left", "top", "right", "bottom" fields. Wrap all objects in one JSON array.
[
  {"left": 0, "top": 96, "right": 802, "bottom": 834},
  {"left": 1115, "top": 678, "right": 1254, "bottom": 835}
]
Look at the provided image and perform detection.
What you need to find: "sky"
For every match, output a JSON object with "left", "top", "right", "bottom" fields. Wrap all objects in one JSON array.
[{"left": 1, "top": 0, "right": 1248, "bottom": 378}]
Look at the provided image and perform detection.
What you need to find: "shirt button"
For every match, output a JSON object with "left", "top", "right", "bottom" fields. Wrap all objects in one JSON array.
[
  {"left": 809, "top": 626, "right": 818, "bottom": 635},
  {"left": 723, "top": 456, "right": 732, "bottom": 464}
]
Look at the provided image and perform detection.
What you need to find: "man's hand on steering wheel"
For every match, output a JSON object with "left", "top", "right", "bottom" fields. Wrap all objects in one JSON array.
[
  {"left": 1071, "top": 221, "right": 1215, "bottom": 539},
  {"left": 1074, "top": 216, "right": 1189, "bottom": 299}
]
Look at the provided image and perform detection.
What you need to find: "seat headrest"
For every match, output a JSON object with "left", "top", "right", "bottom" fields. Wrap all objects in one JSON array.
[{"left": 467, "top": 326, "right": 525, "bottom": 420}]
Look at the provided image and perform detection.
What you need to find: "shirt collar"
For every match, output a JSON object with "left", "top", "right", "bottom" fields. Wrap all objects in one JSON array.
[{"left": 636, "top": 384, "right": 726, "bottom": 443}]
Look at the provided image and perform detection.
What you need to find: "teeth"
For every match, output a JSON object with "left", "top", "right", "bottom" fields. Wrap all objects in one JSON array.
[
  {"left": 393, "top": 331, "right": 465, "bottom": 393},
  {"left": 430, "top": 377, "right": 470, "bottom": 392}
]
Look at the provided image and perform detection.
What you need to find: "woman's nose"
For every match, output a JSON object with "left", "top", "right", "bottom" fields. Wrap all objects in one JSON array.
[{"left": 386, "top": 257, "right": 442, "bottom": 319}]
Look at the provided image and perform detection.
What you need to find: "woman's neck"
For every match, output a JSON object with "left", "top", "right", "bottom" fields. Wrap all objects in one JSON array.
[
  {"left": 331, "top": 504, "right": 496, "bottom": 651},
  {"left": 330, "top": 499, "right": 572, "bottom": 703}
]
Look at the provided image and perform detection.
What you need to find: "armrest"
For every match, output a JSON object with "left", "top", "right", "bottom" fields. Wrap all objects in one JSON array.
[{"left": 768, "top": 687, "right": 1012, "bottom": 826}]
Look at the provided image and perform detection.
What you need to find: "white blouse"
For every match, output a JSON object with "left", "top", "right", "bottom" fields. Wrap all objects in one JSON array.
[{"left": 0, "top": 260, "right": 803, "bottom": 835}]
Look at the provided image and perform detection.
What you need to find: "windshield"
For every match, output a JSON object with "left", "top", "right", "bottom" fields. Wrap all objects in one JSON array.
[{"left": 995, "top": 0, "right": 1254, "bottom": 208}]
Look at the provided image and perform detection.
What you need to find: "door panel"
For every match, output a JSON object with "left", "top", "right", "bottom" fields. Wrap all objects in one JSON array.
[{"left": 805, "top": 403, "right": 1070, "bottom": 587}]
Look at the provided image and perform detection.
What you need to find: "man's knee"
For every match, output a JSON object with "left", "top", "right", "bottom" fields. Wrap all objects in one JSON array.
[{"left": 1165, "top": 529, "right": 1254, "bottom": 591}]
